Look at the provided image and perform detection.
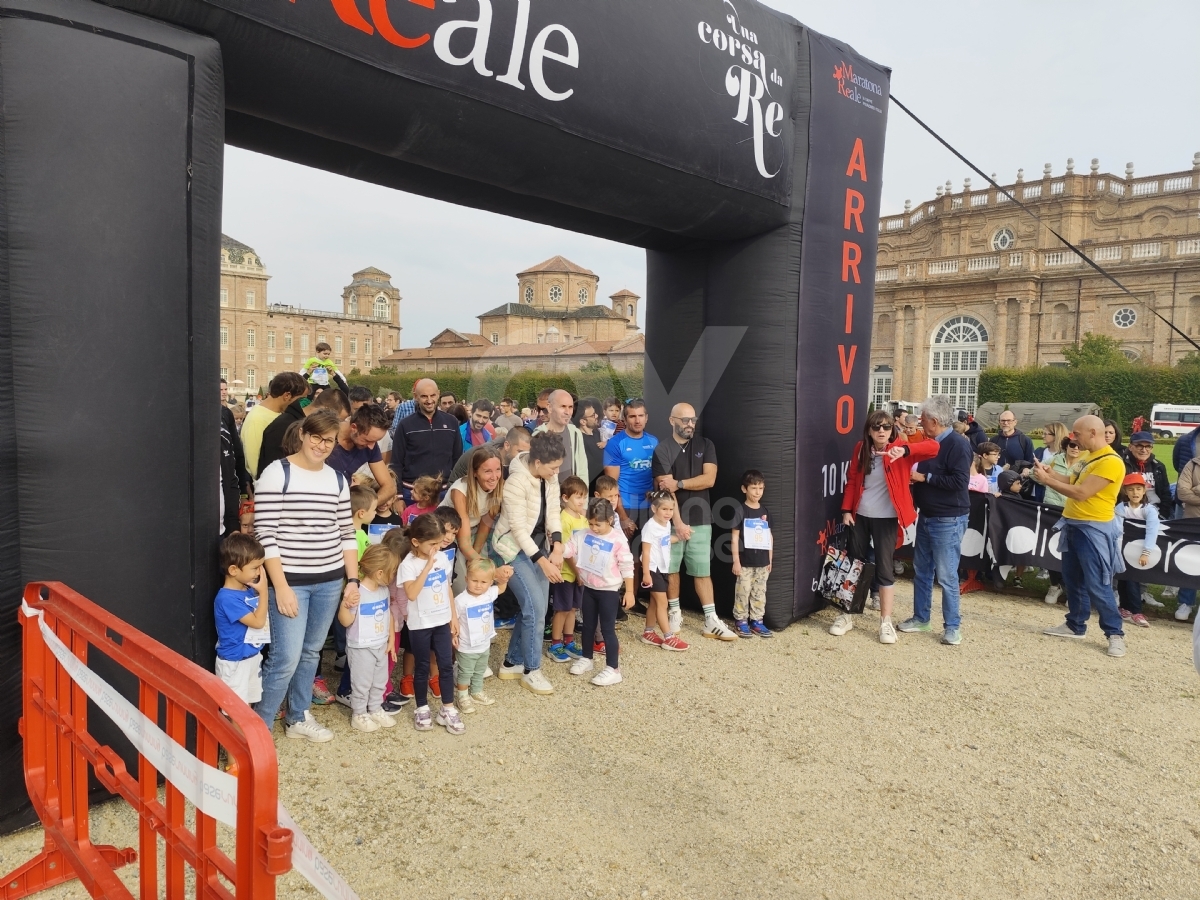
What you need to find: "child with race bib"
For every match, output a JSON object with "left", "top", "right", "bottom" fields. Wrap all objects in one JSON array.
[
  {"left": 214, "top": 532, "right": 270, "bottom": 704},
  {"left": 453, "top": 557, "right": 512, "bottom": 712},
  {"left": 397, "top": 513, "right": 463, "bottom": 734},
  {"left": 640, "top": 490, "right": 685, "bottom": 651},
  {"left": 565, "top": 498, "right": 634, "bottom": 685},
  {"left": 337, "top": 544, "right": 399, "bottom": 733},
  {"left": 1115, "top": 472, "right": 1159, "bottom": 629}
]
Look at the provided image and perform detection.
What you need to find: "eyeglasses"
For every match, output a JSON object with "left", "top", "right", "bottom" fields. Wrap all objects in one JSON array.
[
  {"left": 307, "top": 434, "right": 337, "bottom": 448},
  {"left": 673, "top": 416, "right": 698, "bottom": 425}
]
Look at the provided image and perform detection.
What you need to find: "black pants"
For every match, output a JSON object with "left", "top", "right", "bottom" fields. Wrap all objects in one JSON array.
[
  {"left": 849, "top": 515, "right": 898, "bottom": 588},
  {"left": 494, "top": 584, "right": 520, "bottom": 619},
  {"left": 410, "top": 623, "right": 454, "bottom": 707},
  {"left": 582, "top": 587, "right": 620, "bottom": 670}
]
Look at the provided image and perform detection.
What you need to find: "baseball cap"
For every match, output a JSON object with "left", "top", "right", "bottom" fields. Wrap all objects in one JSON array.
[
  {"left": 1122, "top": 472, "right": 1147, "bottom": 487},
  {"left": 1130, "top": 431, "right": 1154, "bottom": 445}
]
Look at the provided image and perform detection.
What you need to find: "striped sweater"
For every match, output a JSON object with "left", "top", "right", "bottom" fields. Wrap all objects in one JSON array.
[{"left": 254, "top": 459, "right": 357, "bottom": 584}]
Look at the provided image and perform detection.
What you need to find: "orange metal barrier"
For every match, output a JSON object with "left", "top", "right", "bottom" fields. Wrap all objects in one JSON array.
[{"left": 2, "top": 582, "right": 292, "bottom": 899}]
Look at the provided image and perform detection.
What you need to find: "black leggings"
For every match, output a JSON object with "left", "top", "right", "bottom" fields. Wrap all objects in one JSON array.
[
  {"left": 410, "top": 623, "right": 454, "bottom": 707},
  {"left": 849, "top": 515, "right": 898, "bottom": 588},
  {"left": 582, "top": 588, "right": 620, "bottom": 670}
]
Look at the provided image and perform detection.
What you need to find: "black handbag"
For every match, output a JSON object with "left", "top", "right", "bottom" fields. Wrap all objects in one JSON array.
[{"left": 817, "top": 526, "right": 875, "bottom": 614}]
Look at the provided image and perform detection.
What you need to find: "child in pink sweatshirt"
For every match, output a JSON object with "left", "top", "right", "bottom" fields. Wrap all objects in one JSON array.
[{"left": 562, "top": 498, "right": 634, "bottom": 686}]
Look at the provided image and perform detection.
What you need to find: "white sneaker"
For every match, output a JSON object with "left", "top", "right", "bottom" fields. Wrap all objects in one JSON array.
[
  {"left": 569, "top": 657, "right": 595, "bottom": 676},
  {"left": 1176, "top": 603, "right": 1193, "bottom": 622},
  {"left": 575, "top": 609, "right": 584, "bottom": 626},
  {"left": 1044, "top": 585, "right": 1062, "bottom": 605},
  {"left": 370, "top": 710, "right": 396, "bottom": 729},
  {"left": 1035, "top": 568, "right": 1050, "bottom": 580},
  {"left": 1161, "top": 585, "right": 1179, "bottom": 599},
  {"left": 469, "top": 691, "right": 496, "bottom": 706},
  {"left": 668, "top": 609, "right": 683, "bottom": 635},
  {"left": 521, "top": 668, "right": 554, "bottom": 695},
  {"left": 454, "top": 690, "right": 476, "bottom": 714},
  {"left": 702, "top": 618, "right": 737, "bottom": 642},
  {"left": 829, "top": 614, "right": 854, "bottom": 636},
  {"left": 498, "top": 660, "right": 524, "bottom": 680},
  {"left": 350, "top": 713, "right": 380, "bottom": 733},
  {"left": 1143, "top": 592, "right": 1164, "bottom": 609},
  {"left": 1107, "top": 635, "right": 1126, "bottom": 658},
  {"left": 879, "top": 621, "right": 897, "bottom": 644},
  {"left": 591, "top": 666, "right": 623, "bottom": 686},
  {"left": 285, "top": 710, "right": 334, "bottom": 743}
]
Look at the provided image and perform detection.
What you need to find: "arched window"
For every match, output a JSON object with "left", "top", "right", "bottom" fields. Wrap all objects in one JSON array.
[
  {"left": 375, "top": 295, "right": 389, "bottom": 320},
  {"left": 627, "top": 304, "right": 634, "bottom": 317},
  {"left": 524, "top": 284, "right": 534, "bottom": 304},
  {"left": 929, "top": 315, "right": 989, "bottom": 412},
  {"left": 1050, "top": 303, "right": 1070, "bottom": 341},
  {"left": 1189, "top": 296, "right": 1200, "bottom": 336},
  {"left": 877, "top": 313, "right": 891, "bottom": 335}
]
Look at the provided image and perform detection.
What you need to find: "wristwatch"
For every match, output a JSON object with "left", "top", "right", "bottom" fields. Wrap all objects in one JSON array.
[{"left": 346, "top": 578, "right": 360, "bottom": 586}]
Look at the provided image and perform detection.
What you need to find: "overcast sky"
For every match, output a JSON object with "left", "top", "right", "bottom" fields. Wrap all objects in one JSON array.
[{"left": 222, "top": 0, "right": 1199, "bottom": 347}]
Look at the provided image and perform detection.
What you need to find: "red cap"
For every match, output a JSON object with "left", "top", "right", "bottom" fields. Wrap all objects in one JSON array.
[{"left": 1122, "top": 473, "right": 1146, "bottom": 487}]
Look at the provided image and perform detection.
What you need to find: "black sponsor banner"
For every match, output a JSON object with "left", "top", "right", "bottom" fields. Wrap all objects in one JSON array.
[
  {"left": 203, "top": 0, "right": 796, "bottom": 203},
  {"left": 798, "top": 33, "right": 889, "bottom": 618},
  {"left": 899, "top": 494, "right": 1200, "bottom": 590}
]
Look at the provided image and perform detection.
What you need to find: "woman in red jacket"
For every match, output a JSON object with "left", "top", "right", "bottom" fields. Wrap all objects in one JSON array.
[{"left": 837, "top": 410, "right": 939, "bottom": 643}]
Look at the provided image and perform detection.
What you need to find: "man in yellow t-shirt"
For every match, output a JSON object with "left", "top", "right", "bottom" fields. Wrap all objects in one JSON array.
[
  {"left": 1031, "top": 415, "right": 1127, "bottom": 657},
  {"left": 240, "top": 372, "right": 308, "bottom": 480}
]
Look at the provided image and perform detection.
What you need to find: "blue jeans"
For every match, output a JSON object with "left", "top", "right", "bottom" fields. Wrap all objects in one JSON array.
[
  {"left": 255, "top": 579, "right": 343, "bottom": 728},
  {"left": 503, "top": 552, "right": 549, "bottom": 673},
  {"left": 1180, "top": 587, "right": 1197, "bottom": 608},
  {"left": 912, "top": 514, "right": 968, "bottom": 629},
  {"left": 1061, "top": 522, "right": 1125, "bottom": 637}
]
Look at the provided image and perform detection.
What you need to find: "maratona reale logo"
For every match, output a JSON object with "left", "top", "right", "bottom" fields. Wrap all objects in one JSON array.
[{"left": 832, "top": 61, "right": 885, "bottom": 114}]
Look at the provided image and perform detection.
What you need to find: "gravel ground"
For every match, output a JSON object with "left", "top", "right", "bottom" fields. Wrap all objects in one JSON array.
[{"left": 3, "top": 581, "right": 1199, "bottom": 900}]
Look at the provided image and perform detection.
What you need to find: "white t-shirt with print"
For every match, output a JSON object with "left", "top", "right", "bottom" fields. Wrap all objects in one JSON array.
[
  {"left": 641, "top": 517, "right": 673, "bottom": 573},
  {"left": 455, "top": 585, "right": 498, "bottom": 655},
  {"left": 397, "top": 551, "right": 454, "bottom": 630},
  {"left": 345, "top": 584, "right": 391, "bottom": 649}
]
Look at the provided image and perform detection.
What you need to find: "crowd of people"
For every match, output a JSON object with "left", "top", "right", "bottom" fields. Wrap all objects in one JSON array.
[
  {"left": 215, "top": 373, "right": 773, "bottom": 741},
  {"left": 838, "top": 399, "right": 1198, "bottom": 657}
]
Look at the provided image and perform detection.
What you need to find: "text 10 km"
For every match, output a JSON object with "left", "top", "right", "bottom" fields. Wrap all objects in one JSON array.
[{"left": 820, "top": 462, "right": 849, "bottom": 499}]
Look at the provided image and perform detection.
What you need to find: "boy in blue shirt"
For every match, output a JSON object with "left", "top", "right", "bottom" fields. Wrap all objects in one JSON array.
[{"left": 214, "top": 532, "right": 270, "bottom": 705}]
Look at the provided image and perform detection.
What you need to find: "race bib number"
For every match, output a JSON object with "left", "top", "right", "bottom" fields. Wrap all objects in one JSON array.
[
  {"left": 577, "top": 533, "right": 614, "bottom": 577},
  {"left": 742, "top": 518, "right": 771, "bottom": 550},
  {"left": 443, "top": 546, "right": 456, "bottom": 563},
  {"left": 243, "top": 620, "right": 270, "bottom": 647},
  {"left": 311, "top": 367, "right": 329, "bottom": 385},
  {"left": 367, "top": 524, "right": 397, "bottom": 545},
  {"left": 465, "top": 601, "right": 494, "bottom": 646},
  {"left": 600, "top": 420, "right": 616, "bottom": 440},
  {"left": 417, "top": 567, "right": 449, "bottom": 618},
  {"left": 350, "top": 597, "right": 389, "bottom": 644}
]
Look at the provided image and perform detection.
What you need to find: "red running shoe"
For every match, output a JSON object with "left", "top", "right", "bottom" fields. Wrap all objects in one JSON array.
[
  {"left": 430, "top": 674, "right": 441, "bottom": 697},
  {"left": 593, "top": 640, "right": 606, "bottom": 655},
  {"left": 660, "top": 634, "right": 690, "bottom": 652},
  {"left": 640, "top": 630, "right": 663, "bottom": 646},
  {"left": 311, "top": 675, "right": 335, "bottom": 706}
]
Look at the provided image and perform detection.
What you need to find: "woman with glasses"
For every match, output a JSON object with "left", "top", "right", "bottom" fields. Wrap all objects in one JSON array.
[
  {"left": 253, "top": 409, "right": 360, "bottom": 742},
  {"left": 836, "top": 410, "right": 939, "bottom": 643},
  {"left": 1041, "top": 432, "right": 1082, "bottom": 605}
]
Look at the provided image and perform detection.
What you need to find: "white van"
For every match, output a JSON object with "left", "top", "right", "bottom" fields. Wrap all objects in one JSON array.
[{"left": 1150, "top": 404, "right": 1200, "bottom": 438}]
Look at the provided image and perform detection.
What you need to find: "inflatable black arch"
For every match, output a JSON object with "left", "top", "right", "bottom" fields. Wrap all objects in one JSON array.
[{"left": 0, "top": 0, "right": 887, "bottom": 828}]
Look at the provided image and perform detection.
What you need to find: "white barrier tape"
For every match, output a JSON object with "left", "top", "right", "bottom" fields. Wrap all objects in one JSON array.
[{"left": 20, "top": 600, "right": 360, "bottom": 900}]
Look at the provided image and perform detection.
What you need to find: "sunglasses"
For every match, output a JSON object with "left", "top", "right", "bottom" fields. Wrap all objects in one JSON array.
[{"left": 870, "top": 423, "right": 892, "bottom": 431}]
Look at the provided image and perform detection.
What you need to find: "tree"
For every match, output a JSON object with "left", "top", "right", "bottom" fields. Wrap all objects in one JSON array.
[
  {"left": 1062, "top": 333, "right": 1130, "bottom": 368},
  {"left": 1176, "top": 352, "right": 1200, "bottom": 371}
]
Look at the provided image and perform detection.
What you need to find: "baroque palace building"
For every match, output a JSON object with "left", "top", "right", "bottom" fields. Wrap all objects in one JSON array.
[
  {"left": 870, "top": 153, "right": 1200, "bottom": 412},
  {"left": 383, "top": 255, "right": 643, "bottom": 374},
  {"left": 220, "top": 235, "right": 402, "bottom": 395}
]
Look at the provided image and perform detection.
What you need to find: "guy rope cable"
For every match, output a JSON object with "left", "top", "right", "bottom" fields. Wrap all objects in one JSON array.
[{"left": 889, "top": 93, "right": 1200, "bottom": 356}]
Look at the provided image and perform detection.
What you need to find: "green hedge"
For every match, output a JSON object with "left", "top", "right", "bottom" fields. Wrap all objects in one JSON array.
[
  {"left": 979, "top": 366, "right": 1200, "bottom": 427},
  {"left": 347, "top": 364, "right": 643, "bottom": 410}
]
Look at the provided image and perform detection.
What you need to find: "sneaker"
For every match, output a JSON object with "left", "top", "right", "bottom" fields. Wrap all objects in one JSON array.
[
  {"left": 285, "top": 711, "right": 334, "bottom": 743},
  {"left": 941, "top": 627, "right": 962, "bottom": 646},
  {"left": 1043, "top": 622, "right": 1085, "bottom": 639},
  {"left": 521, "top": 669, "right": 554, "bottom": 695},
  {"left": 867, "top": 592, "right": 881, "bottom": 611},
  {"left": 702, "top": 618, "right": 738, "bottom": 642},
  {"left": 454, "top": 690, "right": 476, "bottom": 714},
  {"left": 494, "top": 616, "right": 517, "bottom": 630},
  {"left": 413, "top": 705, "right": 433, "bottom": 731},
  {"left": 1140, "top": 591, "right": 1156, "bottom": 607},
  {"left": 569, "top": 657, "right": 595, "bottom": 676},
  {"left": 1035, "top": 568, "right": 1050, "bottom": 580},
  {"left": 1176, "top": 603, "right": 1193, "bottom": 622},
  {"left": 484, "top": 666, "right": 493, "bottom": 679},
  {"left": 892, "top": 560, "right": 905, "bottom": 577},
  {"left": 1107, "top": 635, "right": 1126, "bottom": 658},
  {"left": 1131, "top": 613, "right": 1150, "bottom": 628},
  {"left": 1118, "top": 607, "right": 1133, "bottom": 621},
  {"left": 591, "top": 666, "right": 623, "bottom": 686},
  {"left": 735, "top": 620, "right": 752, "bottom": 639},
  {"left": 1143, "top": 594, "right": 1165, "bottom": 609},
  {"left": 498, "top": 659, "right": 525, "bottom": 680},
  {"left": 828, "top": 614, "right": 854, "bottom": 636},
  {"left": 351, "top": 713, "right": 380, "bottom": 733},
  {"left": 399, "top": 675, "right": 415, "bottom": 700},
  {"left": 470, "top": 691, "right": 495, "bottom": 706},
  {"left": 641, "top": 630, "right": 664, "bottom": 647},
  {"left": 563, "top": 640, "right": 584, "bottom": 659},
  {"left": 592, "top": 640, "right": 606, "bottom": 655},
  {"left": 546, "top": 643, "right": 570, "bottom": 663},
  {"left": 668, "top": 609, "right": 682, "bottom": 635},
  {"left": 333, "top": 653, "right": 347, "bottom": 673},
  {"left": 382, "top": 691, "right": 409, "bottom": 713},
  {"left": 543, "top": 623, "right": 552, "bottom": 642},
  {"left": 311, "top": 676, "right": 335, "bottom": 706},
  {"left": 334, "top": 691, "right": 352, "bottom": 708},
  {"left": 879, "top": 621, "right": 897, "bottom": 644},
  {"left": 1044, "top": 585, "right": 1063, "bottom": 605},
  {"left": 429, "top": 675, "right": 441, "bottom": 697},
  {"left": 371, "top": 710, "right": 397, "bottom": 728},
  {"left": 436, "top": 706, "right": 466, "bottom": 734},
  {"left": 661, "top": 634, "right": 690, "bottom": 652},
  {"left": 750, "top": 620, "right": 773, "bottom": 638},
  {"left": 1161, "top": 585, "right": 1179, "bottom": 599},
  {"left": 897, "top": 617, "right": 931, "bottom": 634}
]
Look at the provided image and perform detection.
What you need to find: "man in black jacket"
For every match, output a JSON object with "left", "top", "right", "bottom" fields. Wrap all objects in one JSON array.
[
  {"left": 992, "top": 410, "right": 1035, "bottom": 468},
  {"left": 899, "top": 395, "right": 973, "bottom": 645},
  {"left": 1124, "top": 431, "right": 1173, "bottom": 520},
  {"left": 219, "top": 379, "right": 250, "bottom": 537},
  {"left": 391, "top": 378, "right": 463, "bottom": 504}
]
